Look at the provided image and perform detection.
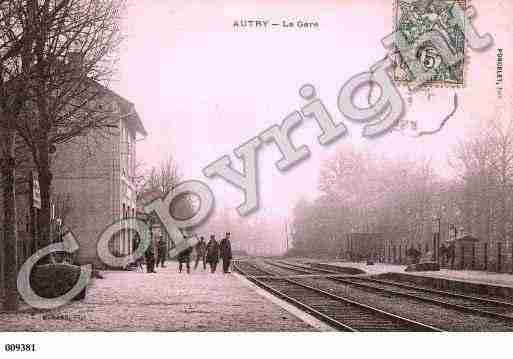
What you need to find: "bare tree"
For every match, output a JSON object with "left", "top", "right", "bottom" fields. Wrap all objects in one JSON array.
[
  {"left": 487, "top": 118, "right": 513, "bottom": 241},
  {"left": 450, "top": 134, "right": 495, "bottom": 240},
  {"left": 144, "top": 155, "right": 181, "bottom": 196},
  {"left": 0, "top": 0, "right": 40, "bottom": 311},
  {"left": 294, "top": 148, "right": 438, "bottom": 258},
  {"left": 450, "top": 115, "right": 513, "bottom": 242},
  {"left": 10, "top": 0, "right": 126, "bottom": 254},
  {"left": 0, "top": 0, "right": 126, "bottom": 309}
]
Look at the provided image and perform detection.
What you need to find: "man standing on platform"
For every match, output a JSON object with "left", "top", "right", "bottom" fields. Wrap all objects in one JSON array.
[
  {"left": 145, "top": 241, "right": 157, "bottom": 273},
  {"left": 220, "top": 232, "right": 233, "bottom": 274},
  {"left": 156, "top": 236, "right": 167, "bottom": 268},
  {"left": 448, "top": 242, "right": 456, "bottom": 269},
  {"left": 177, "top": 246, "right": 193, "bottom": 274},
  {"left": 205, "top": 234, "right": 220, "bottom": 273},
  {"left": 194, "top": 236, "right": 207, "bottom": 270}
]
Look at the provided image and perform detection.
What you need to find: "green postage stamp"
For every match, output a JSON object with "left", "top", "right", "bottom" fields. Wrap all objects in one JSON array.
[{"left": 393, "top": 0, "right": 468, "bottom": 87}]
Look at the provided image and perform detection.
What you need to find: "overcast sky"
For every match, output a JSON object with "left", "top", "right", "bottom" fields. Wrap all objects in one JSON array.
[{"left": 112, "top": 0, "right": 512, "bottom": 227}]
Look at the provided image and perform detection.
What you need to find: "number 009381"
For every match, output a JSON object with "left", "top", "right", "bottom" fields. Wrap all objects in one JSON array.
[{"left": 4, "top": 344, "right": 36, "bottom": 352}]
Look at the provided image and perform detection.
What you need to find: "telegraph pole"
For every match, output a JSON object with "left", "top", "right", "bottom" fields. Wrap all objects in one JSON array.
[
  {"left": 284, "top": 220, "right": 290, "bottom": 252},
  {"left": 433, "top": 216, "right": 441, "bottom": 263}
]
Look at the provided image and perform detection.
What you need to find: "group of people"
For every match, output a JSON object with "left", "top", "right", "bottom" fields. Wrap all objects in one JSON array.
[
  {"left": 178, "top": 232, "right": 232, "bottom": 274},
  {"left": 142, "top": 232, "right": 233, "bottom": 274},
  {"left": 404, "top": 242, "right": 456, "bottom": 267}
]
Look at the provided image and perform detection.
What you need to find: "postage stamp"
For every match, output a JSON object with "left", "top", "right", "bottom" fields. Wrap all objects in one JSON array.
[{"left": 392, "top": 0, "right": 468, "bottom": 88}]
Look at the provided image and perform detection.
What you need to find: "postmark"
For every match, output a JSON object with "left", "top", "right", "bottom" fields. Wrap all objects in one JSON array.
[{"left": 392, "top": 0, "right": 468, "bottom": 88}]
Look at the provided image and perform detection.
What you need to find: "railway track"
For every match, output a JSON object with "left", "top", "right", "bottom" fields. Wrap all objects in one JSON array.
[
  {"left": 234, "top": 260, "right": 441, "bottom": 332},
  {"left": 235, "top": 260, "right": 277, "bottom": 276},
  {"left": 333, "top": 276, "right": 513, "bottom": 321},
  {"left": 267, "top": 260, "right": 340, "bottom": 274},
  {"left": 266, "top": 260, "right": 513, "bottom": 322}
]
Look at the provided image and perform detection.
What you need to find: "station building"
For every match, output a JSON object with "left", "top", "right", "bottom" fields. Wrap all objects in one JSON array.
[
  {"left": 0, "top": 87, "right": 147, "bottom": 275},
  {"left": 51, "top": 91, "right": 147, "bottom": 267}
]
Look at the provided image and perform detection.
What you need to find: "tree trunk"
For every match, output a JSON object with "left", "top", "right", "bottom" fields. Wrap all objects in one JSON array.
[
  {"left": 1, "top": 130, "right": 19, "bottom": 311},
  {"left": 499, "top": 186, "right": 507, "bottom": 241}
]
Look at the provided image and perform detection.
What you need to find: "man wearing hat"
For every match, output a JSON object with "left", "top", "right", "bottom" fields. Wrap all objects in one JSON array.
[
  {"left": 205, "top": 234, "right": 220, "bottom": 273},
  {"left": 194, "top": 236, "right": 207, "bottom": 270},
  {"left": 156, "top": 235, "right": 167, "bottom": 268},
  {"left": 177, "top": 245, "right": 193, "bottom": 274},
  {"left": 144, "top": 240, "right": 157, "bottom": 273},
  {"left": 219, "top": 232, "right": 233, "bottom": 274}
]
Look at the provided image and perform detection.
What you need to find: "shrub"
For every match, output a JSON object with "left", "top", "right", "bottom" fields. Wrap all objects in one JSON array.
[{"left": 29, "top": 263, "right": 86, "bottom": 300}]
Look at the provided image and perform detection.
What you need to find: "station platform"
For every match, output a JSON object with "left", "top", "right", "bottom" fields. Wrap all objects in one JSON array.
[
  {"left": 323, "top": 261, "right": 513, "bottom": 289},
  {"left": 0, "top": 263, "right": 322, "bottom": 331}
]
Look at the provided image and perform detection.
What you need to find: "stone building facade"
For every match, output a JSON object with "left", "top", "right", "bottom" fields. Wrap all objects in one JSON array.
[
  {"left": 0, "top": 89, "right": 147, "bottom": 275},
  {"left": 51, "top": 92, "right": 147, "bottom": 267}
]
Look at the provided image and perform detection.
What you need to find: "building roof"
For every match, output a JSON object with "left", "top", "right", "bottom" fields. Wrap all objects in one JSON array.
[
  {"left": 444, "top": 234, "right": 480, "bottom": 244},
  {"left": 456, "top": 235, "right": 480, "bottom": 243},
  {"left": 94, "top": 81, "right": 148, "bottom": 137},
  {"left": 3, "top": 54, "right": 148, "bottom": 138}
]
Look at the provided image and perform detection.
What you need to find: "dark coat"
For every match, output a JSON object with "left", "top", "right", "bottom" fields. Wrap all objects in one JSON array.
[
  {"left": 219, "top": 238, "right": 232, "bottom": 260},
  {"left": 447, "top": 243, "right": 456, "bottom": 259},
  {"left": 144, "top": 244, "right": 155, "bottom": 262},
  {"left": 177, "top": 246, "right": 193, "bottom": 263},
  {"left": 205, "top": 239, "right": 219, "bottom": 263},
  {"left": 195, "top": 240, "right": 207, "bottom": 256},
  {"left": 157, "top": 239, "right": 167, "bottom": 255}
]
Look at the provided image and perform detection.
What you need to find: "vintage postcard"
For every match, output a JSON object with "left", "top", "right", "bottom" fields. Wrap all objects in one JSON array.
[{"left": 0, "top": 0, "right": 512, "bottom": 357}]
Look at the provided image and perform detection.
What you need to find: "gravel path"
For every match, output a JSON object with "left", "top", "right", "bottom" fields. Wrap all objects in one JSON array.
[{"left": 0, "top": 264, "right": 316, "bottom": 331}]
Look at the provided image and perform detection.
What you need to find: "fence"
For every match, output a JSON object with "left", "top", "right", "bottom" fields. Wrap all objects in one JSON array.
[
  {"left": 0, "top": 226, "right": 36, "bottom": 301},
  {"left": 382, "top": 239, "right": 513, "bottom": 273},
  {"left": 453, "top": 241, "right": 513, "bottom": 272}
]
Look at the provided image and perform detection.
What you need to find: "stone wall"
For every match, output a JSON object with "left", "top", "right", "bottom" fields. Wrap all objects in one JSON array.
[{"left": 52, "top": 129, "right": 120, "bottom": 268}]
